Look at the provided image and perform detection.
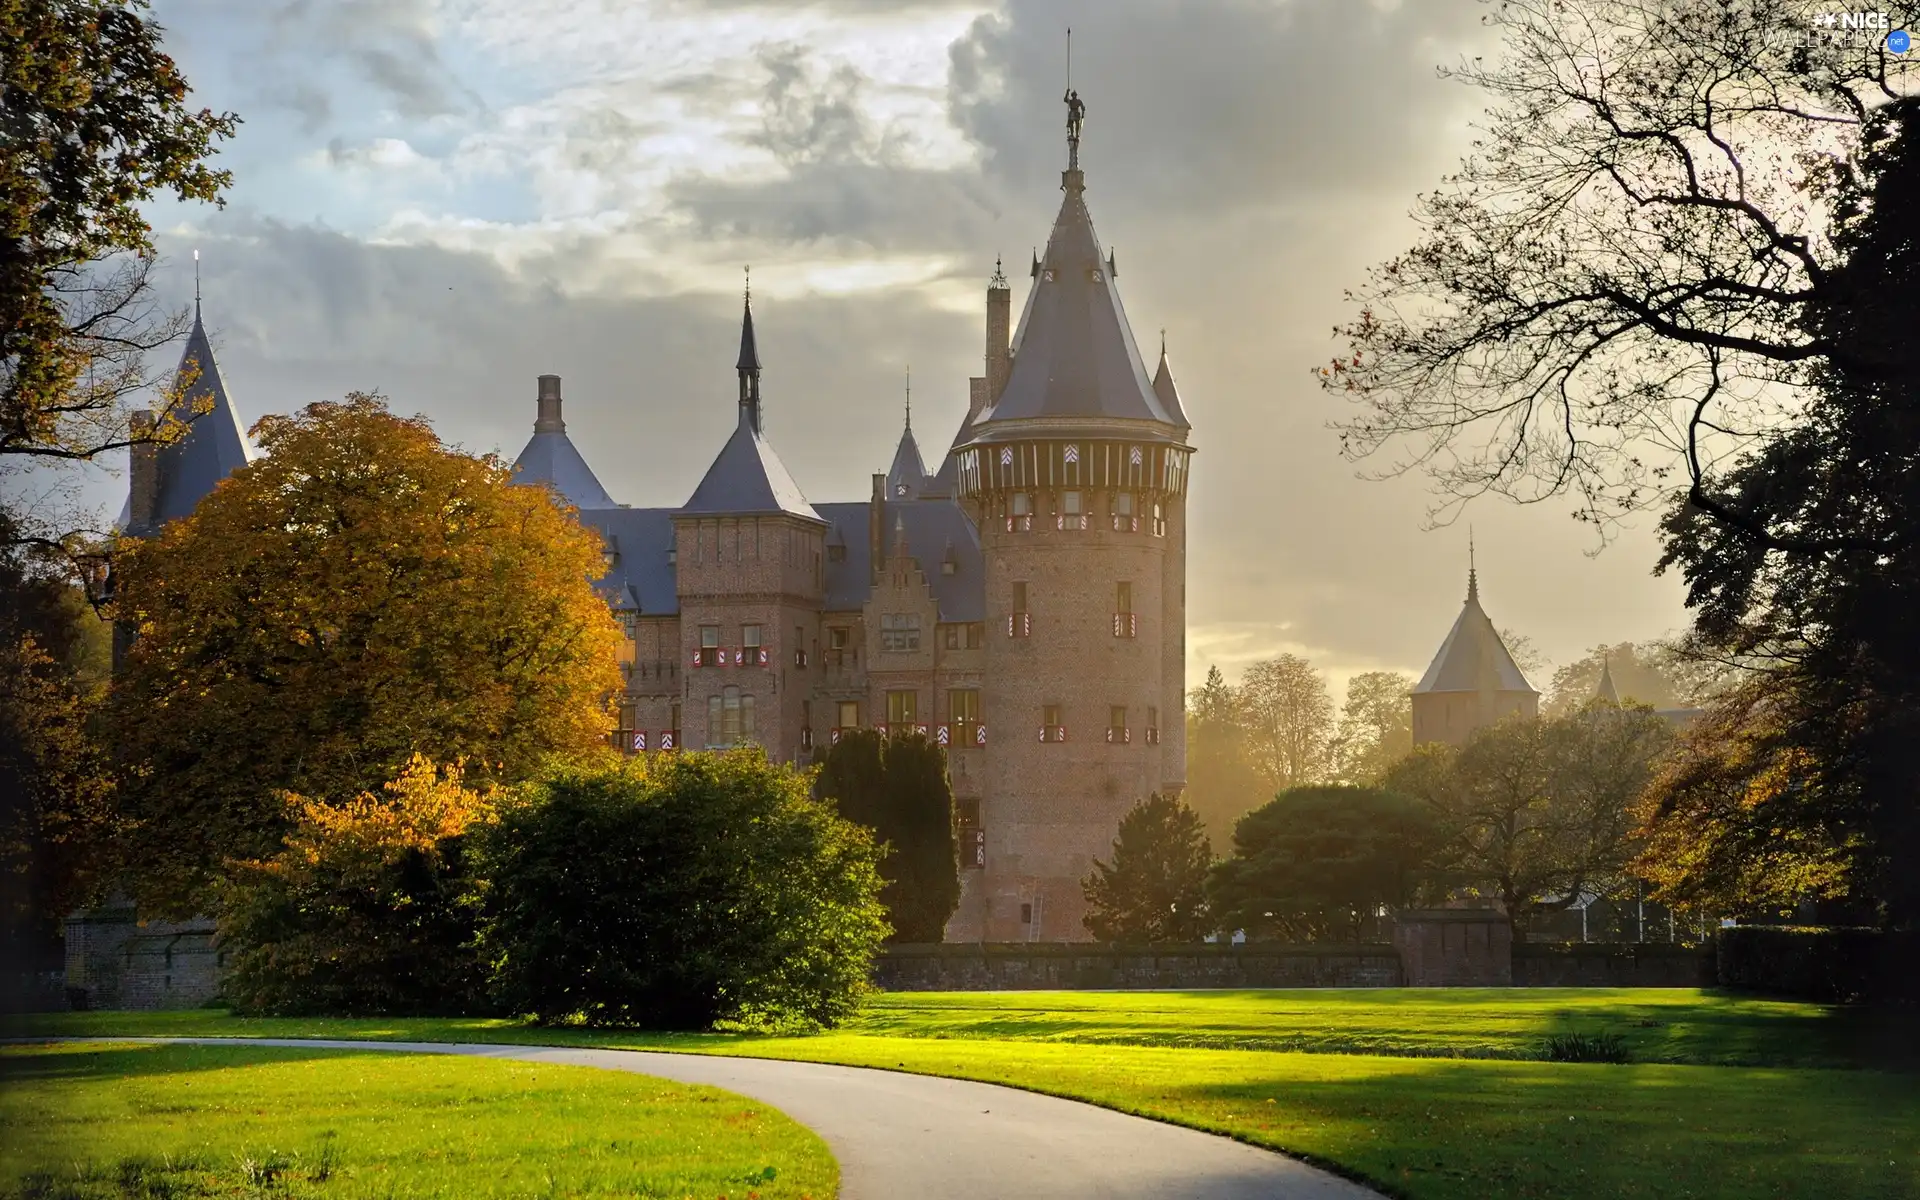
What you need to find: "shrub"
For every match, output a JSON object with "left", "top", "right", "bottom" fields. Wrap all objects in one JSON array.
[
  {"left": 219, "top": 757, "right": 493, "bottom": 1015},
  {"left": 1541, "top": 1032, "right": 1632, "bottom": 1063},
  {"left": 479, "top": 751, "right": 887, "bottom": 1030},
  {"left": 1716, "top": 925, "right": 1918, "bottom": 1004}
]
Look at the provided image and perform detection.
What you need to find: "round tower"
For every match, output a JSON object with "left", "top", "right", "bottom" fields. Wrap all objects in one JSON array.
[{"left": 947, "top": 93, "right": 1193, "bottom": 942}]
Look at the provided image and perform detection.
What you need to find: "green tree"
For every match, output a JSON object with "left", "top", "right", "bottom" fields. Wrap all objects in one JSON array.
[
  {"left": 1388, "top": 706, "right": 1676, "bottom": 932},
  {"left": 1081, "top": 793, "right": 1212, "bottom": 945},
  {"left": 1238, "top": 654, "right": 1334, "bottom": 792},
  {"left": 1329, "top": 671, "right": 1413, "bottom": 783},
  {"left": 1183, "top": 665, "right": 1266, "bottom": 845},
  {"left": 219, "top": 758, "right": 493, "bottom": 1016},
  {"left": 108, "top": 393, "right": 622, "bottom": 914},
  {"left": 1208, "top": 785, "right": 1439, "bottom": 942},
  {"left": 1544, "top": 643, "right": 1682, "bottom": 716},
  {"left": 479, "top": 751, "right": 886, "bottom": 1030},
  {"left": 2, "top": 0, "right": 239, "bottom": 556},
  {"left": 815, "top": 728, "right": 960, "bottom": 943}
]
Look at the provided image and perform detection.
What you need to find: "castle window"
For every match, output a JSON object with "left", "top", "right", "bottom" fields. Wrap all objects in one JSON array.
[
  {"left": 742, "top": 624, "right": 762, "bottom": 662},
  {"left": 1146, "top": 705, "right": 1161, "bottom": 745},
  {"left": 1153, "top": 500, "right": 1167, "bottom": 537},
  {"left": 708, "top": 686, "right": 754, "bottom": 747},
  {"left": 1107, "top": 706, "right": 1129, "bottom": 744},
  {"left": 887, "top": 690, "right": 918, "bottom": 726},
  {"left": 670, "top": 701, "right": 681, "bottom": 749},
  {"left": 837, "top": 700, "right": 860, "bottom": 730},
  {"left": 1009, "top": 581, "right": 1031, "bottom": 638},
  {"left": 950, "top": 689, "right": 981, "bottom": 746},
  {"left": 1008, "top": 491, "right": 1033, "bottom": 533},
  {"left": 1112, "top": 491, "right": 1137, "bottom": 532},
  {"left": 955, "top": 795, "right": 981, "bottom": 828},
  {"left": 943, "top": 624, "right": 960, "bottom": 650},
  {"left": 698, "top": 625, "right": 720, "bottom": 667},
  {"left": 1114, "top": 582, "right": 1137, "bottom": 638},
  {"left": 880, "top": 613, "right": 920, "bottom": 652},
  {"left": 1116, "top": 581, "right": 1133, "bottom": 613},
  {"left": 1042, "top": 704, "right": 1065, "bottom": 743},
  {"left": 1059, "top": 490, "right": 1086, "bottom": 531},
  {"left": 830, "top": 627, "right": 850, "bottom": 649},
  {"left": 614, "top": 701, "right": 639, "bottom": 754},
  {"left": 1020, "top": 902, "right": 1034, "bottom": 924}
]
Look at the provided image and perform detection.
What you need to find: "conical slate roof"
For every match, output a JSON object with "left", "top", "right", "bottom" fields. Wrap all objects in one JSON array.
[
  {"left": 1152, "top": 335, "right": 1191, "bottom": 429},
  {"left": 1413, "top": 568, "right": 1537, "bottom": 695},
  {"left": 144, "top": 308, "right": 254, "bottom": 529},
  {"left": 683, "top": 298, "right": 819, "bottom": 521},
  {"left": 886, "top": 424, "right": 928, "bottom": 499},
  {"left": 511, "top": 377, "right": 616, "bottom": 510},
  {"left": 975, "top": 154, "right": 1179, "bottom": 433},
  {"left": 1595, "top": 656, "right": 1621, "bottom": 704}
]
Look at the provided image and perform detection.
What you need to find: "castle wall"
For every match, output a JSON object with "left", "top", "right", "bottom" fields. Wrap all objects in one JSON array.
[{"left": 1411, "top": 689, "right": 1539, "bottom": 747}]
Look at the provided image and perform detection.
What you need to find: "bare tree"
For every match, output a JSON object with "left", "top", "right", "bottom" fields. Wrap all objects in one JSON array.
[{"left": 1321, "top": 0, "right": 1918, "bottom": 550}]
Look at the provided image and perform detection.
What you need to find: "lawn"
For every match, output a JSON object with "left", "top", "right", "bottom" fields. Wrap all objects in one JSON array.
[
  {"left": 0, "top": 1041, "right": 835, "bottom": 1200},
  {"left": 8, "top": 989, "right": 1916, "bottom": 1200}
]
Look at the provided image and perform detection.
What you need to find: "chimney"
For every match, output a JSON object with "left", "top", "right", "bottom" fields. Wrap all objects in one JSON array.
[
  {"left": 869, "top": 473, "right": 887, "bottom": 580},
  {"left": 128, "top": 409, "right": 159, "bottom": 532},
  {"left": 967, "top": 376, "right": 987, "bottom": 422},
  {"left": 534, "top": 375, "right": 565, "bottom": 433},
  {"left": 986, "top": 275, "right": 1012, "bottom": 404}
]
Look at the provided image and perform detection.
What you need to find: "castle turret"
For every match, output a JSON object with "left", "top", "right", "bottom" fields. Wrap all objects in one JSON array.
[
  {"left": 1410, "top": 549, "right": 1539, "bottom": 746},
  {"left": 511, "top": 374, "right": 617, "bottom": 510},
  {"left": 946, "top": 91, "right": 1194, "bottom": 942}
]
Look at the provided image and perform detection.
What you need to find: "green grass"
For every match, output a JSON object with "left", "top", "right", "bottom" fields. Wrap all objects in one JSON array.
[
  {"left": 0, "top": 1041, "right": 835, "bottom": 1200},
  {"left": 8, "top": 990, "right": 1917, "bottom": 1200}
]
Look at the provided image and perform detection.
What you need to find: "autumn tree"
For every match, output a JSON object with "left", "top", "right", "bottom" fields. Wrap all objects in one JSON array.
[
  {"left": 814, "top": 728, "right": 960, "bottom": 943},
  {"left": 2, "top": 0, "right": 239, "bottom": 558},
  {"left": 1081, "top": 793, "right": 1212, "bottom": 945},
  {"left": 1238, "top": 654, "right": 1334, "bottom": 792},
  {"left": 1329, "top": 671, "right": 1413, "bottom": 783},
  {"left": 1387, "top": 706, "right": 1675, "bottom": 933},
  {"left": 1183, "top": 665, "right": 1267, "bottom": 845},
  {"left": 1208, "top": 785, "right": 1440, "bottom": 942},
  {"left": 219, "top": 757, "right": 494, "bottom": 1016},
  {"left": 108, "top": 393, "right": 621, "bottom": 913}
]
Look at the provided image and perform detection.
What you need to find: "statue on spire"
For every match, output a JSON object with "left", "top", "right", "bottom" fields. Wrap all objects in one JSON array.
[{"left": 1064, "top": 88, "right": 1086, "bottom": 143}]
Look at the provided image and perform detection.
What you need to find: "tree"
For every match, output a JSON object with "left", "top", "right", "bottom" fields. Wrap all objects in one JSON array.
[
  {"left": 218, "top": 757, "right": 493, "bottom": 1016},
  {"left": 2, "top": 0, "right": 239, "bottom": 557},
  {"left": 108, "top": 393, "right": 622, "bottom": 914},
  {"left": 1329, "top": 671, "right": 1413, "bottom": 783},
  {"left": 1387, "top": 706, "right": 1675, "bottom": 932},
  {"left": 1183, "top": 665, "right": 1268, "bottom": 845},
  {"left": 1322, "top": 0, "right": 1917, "bottom": 545},
  {"left": 1207, "top": 785, "right": 1440, "bottom": 942},
  {"left": 1237, "top": 654, "right": 1334, "bottom": 792},
  {"left": 1651, "top": 95, "right": 1920, "bottom": 926},
  {"left": 1544, "top": 643, "right": 1681, "bottom": 716},
  {"left": 479, "top": 752, "right": 887, "bottom": 1030},
  {"left": 815, "top": 729, "right": 960, "bottom": 943},
  {"left": 1500, "top": 629, "right": 1548, "bottom": 681},
  {"left": 1081, "top": 793, "right": 1212, "bottom": 945}
]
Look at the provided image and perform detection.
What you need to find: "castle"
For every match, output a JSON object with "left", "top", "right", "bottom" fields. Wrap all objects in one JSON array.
[{"left": 122, "top": 99, "right": 1195, "bottom": 943}]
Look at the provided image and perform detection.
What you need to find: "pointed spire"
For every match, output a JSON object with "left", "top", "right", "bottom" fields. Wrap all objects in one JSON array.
[
  {"left": 1467, "top": 530, "right": 1480, "bottom": 604},
  {"left": 735, "top": 268, "right": 762, "bottom": 433},
  {"left": 904, "top": 365, "right": 912, "bottom": 432},
  {"left": 193, "top": 248, "right": 202, "bottom": 323},
  {"left": 1595, "top": 652, "right": 1622, "bottom": 705}
]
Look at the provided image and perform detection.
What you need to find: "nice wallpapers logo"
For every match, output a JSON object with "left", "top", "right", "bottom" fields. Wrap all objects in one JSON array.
[{"left": 1809, "top": 10, "right": 1911, "bottom": 50}]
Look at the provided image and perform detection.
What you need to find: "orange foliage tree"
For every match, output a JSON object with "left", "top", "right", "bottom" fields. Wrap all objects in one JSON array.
[
  {"left": 110, "top": 393, "right": 620, "bottom": 913},
  {"left": 220, "top": 756, "right": 495, "bottom": 1015}
]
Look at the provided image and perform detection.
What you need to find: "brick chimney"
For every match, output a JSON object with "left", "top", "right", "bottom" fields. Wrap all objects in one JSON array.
[
  {"left": 534, "top": 375, "right": 565, "bottom": 433},
  {"left": 127, "top": 409, "right": 158, "bottom": 532},
  {"left": 986, "top": 268, "right": 1012, "bottom": 405},
  {"left": 869, "top": 472, "right": 886, "bottom": 580}
]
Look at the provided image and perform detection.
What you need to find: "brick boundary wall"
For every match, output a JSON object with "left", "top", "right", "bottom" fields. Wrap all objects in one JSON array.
[
  {"left": 63, "top": 908, "right": 223, "bottom": 1011},
  {"left": 1512, "top": 942, "right": 1715, "bottom": 987},
  {"left": 874, "top": 943, "right": 1404, "bottom": 990}
]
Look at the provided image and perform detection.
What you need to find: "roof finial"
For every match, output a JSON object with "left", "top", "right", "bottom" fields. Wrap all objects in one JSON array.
[
  {"left": 744, "top": 263, "right": 751, "bottom": 305},
  {"left": 193, "top": 248, "right": 201, "bottom": 322},
  {"left": 904, "top": 364, "right": 912, "bottom": 432},
  {"left": 1467, "top": 529, "right": 1479, "bottom": 604},
  {"left": 1160, "top": 328, "right": 1167, "bottom": 358},
  {"left": 990, "top": 254, "right": 1008, "bottom": 289},
  {"left": 1063, "top": 29, "right": 1085, "bottom": 173}
]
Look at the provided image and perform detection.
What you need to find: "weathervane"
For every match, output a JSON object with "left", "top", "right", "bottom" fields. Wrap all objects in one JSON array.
[{"left": 1063, "top": 27, "right": 1085, "bottom": 170}]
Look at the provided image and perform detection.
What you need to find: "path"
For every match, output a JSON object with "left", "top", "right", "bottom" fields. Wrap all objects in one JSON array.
[{"left": 57, "top": 1037, "right": 1382, "bottom": 1200}]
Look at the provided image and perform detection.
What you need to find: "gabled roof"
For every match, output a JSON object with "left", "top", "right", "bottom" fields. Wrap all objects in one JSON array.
[
  {"left": 815, "top": 497, "right": 983, "bottom": 621},
  {"left": 1413, "top": 569, "right": 1537, "bottom": 695},
  {"left": 513, "top": 431, "right": 616, "bottom": 510},
  {"left": 974, "top": 158, "right": 1179, "bottom": 434},
  {"left": 683, "top": 410, "right": 821, "bottom": 520},
  {"left": 142, "top": 309, "right": 254, "bottom": 530}
]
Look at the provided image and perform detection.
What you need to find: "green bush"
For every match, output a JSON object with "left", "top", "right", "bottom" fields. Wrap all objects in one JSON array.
[
  {"left": 478, "top": 751, "right": 887, "bottom": 1029},
  {"left": 814, "top": 729, "right": 960, "bottom": 943},
  {"left": 1541, "top": 1032, "right": 1631, "bottom": 1063},
  {"left": 1716, "top": 925, "right": 1917, "bottom": 1004}
]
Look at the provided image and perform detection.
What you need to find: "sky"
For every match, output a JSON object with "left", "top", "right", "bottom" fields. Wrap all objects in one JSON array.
[{"left": 55, "top": 0, "right": 1692, "bottom": 695}]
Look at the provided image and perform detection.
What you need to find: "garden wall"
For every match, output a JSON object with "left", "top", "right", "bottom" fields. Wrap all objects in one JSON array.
[
  {"left": 1512, "top": 942, "right": 1715, "bottom": 987},
  {"left": 63, "top": 908, "right": 222, "bottom": 1010},
  {"left": 875, "top": 943, "right": 1404, "bottom": 990}
]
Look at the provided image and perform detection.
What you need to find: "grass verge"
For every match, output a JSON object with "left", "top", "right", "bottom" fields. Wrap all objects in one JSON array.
[{"left": 0, "top": 1041, "right": 835, "bottom": 1200}]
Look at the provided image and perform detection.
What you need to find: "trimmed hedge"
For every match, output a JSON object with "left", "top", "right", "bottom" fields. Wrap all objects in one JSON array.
[{"left": 1716, "top": 925, "right": 1917, "bottom": 1004}]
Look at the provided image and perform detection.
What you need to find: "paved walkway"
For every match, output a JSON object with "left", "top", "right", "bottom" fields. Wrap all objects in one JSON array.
[{"left": 56, "top": 1037, "right": 1382, "bottom": 1200}]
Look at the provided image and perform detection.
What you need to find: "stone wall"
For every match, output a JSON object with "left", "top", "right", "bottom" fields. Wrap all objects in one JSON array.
[
  {"left": 1512, "top": 942, "right": 1715, "bottom": 987},
  {"left": 1393, "top": 909, "right": 1513, "bottom": 986},
  {"left": 875, "top": 942, "right": 1403, "bottom": 991},
  {"left": 64, "top": 908, "right": 223, "bottom": 1010}
]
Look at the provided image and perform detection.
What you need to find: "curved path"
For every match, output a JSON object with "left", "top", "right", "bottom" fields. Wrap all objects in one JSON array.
[{"left": 59, "top": 1037, "right": 1381, "bottom": 1200}]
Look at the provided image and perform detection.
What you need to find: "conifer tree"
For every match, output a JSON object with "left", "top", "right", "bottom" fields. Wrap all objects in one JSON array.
[
  {"left": 1081, "top": 793, "right": 1212, "bottom": 945},
  {"left": 815, "top": 728, "right": 959, "bottom": 942}
]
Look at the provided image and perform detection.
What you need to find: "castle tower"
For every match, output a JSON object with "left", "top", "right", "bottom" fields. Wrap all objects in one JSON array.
[
  {"left": 1410, "top": 551, "right": 1538, "bottom": 746},
  {"left": 946, "top": 93, "right": 1194, "bottom": 941},
  {"left": 510, "top": 374, "right": 617, "bottom": 509},
  {"left": 674, "top": 287, "right": 828, "bottom": 756}
]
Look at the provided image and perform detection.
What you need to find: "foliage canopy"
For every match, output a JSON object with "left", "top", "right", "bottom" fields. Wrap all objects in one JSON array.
[
  {"left": 814, "top": 728, "right": 960, "bottom": 943},
  {"left": 1081, "top": 792, "right": 1213, "bottom": 945}
]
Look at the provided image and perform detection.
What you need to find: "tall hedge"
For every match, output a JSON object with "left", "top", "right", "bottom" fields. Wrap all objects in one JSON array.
[
  {"left": 1716, "top": 925, "right": 1917, "bottom": 1004},
  {"left": 814, "top": 729, "right": 960, "bottom": 942},
  {"left": 479, "top": 751, "right": 887, "bottom": 1029}
]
